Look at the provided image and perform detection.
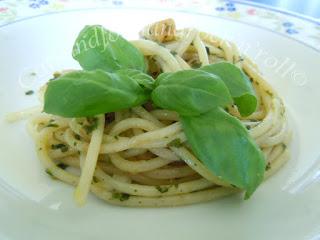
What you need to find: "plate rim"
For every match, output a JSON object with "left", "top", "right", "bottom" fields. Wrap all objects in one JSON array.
[
  {"left": 0, "top": 7, "right": 320, "bottom": 240},
  {"left": 232, "top": 0, "right": 320, "bottom": 25},
  {"left": 0, "top": 5, "right": 320, "bottom": 55}
]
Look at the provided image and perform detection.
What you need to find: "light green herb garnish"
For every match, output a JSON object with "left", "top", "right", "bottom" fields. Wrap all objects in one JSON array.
[
  {"left": 181, "top": 108, "right": 265, "bottom": 199},
  {"left": 151, "top": 70, "right": 232, "bottom": 116},
  {"left": 72, "top": 25, "right": 146, "bottom": 73},
  {"left": 44, "top": 69, "right": 152, "bottom": 118},
  {"left": 200, "top": 62, "right": 257, "bottom": 117}
]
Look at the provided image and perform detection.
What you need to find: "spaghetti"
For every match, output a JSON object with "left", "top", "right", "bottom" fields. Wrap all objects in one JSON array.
[{"left": 8, "top": 19, "right": 291, "bottom": 207}]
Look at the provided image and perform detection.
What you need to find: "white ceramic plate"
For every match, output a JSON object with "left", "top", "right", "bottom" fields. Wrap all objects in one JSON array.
[{"left": 0, "top": 8, "right": 320, "bottom": 240}]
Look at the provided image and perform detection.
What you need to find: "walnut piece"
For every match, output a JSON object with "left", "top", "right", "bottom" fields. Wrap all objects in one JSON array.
[{"left": 148, "top": 18, "right": 176, "bottom": 43}]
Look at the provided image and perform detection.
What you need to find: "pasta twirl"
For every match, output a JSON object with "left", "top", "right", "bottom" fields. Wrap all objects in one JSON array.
[{"left": 8, "top": 19, "right": 290, "bottom": 207}]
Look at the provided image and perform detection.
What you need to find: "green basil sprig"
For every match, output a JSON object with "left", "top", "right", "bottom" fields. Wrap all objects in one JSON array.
[
  {"left": 72, "top": 25, "right": 146, "bottom": 73},
  {"left": 181, "top": 108, "right": 265, "bottom": 198},
  {"left": 44, "top": 69, "right": 152, "bottom": 117},
  {"left": 151, "top": 70, "right": 232, "bottom": 116},
  {"left": 201, "top": 62, "right": 257, "bottom": 117},
  {"left": 43, "top": 25, "right": 267, "bottom": 198},
  {"left": 149, "top": 64, "right": 265, "bottom": 197},
  {"left": 125, "top": 68, "right": 155, "bottom": 91}
]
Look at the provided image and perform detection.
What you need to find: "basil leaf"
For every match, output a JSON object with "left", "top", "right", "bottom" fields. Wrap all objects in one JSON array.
[
  {"left": 200, "top": 62, "right": 257, "bottom": 117},
  {"left": 180, "top": 108, "right": 265, "bottom": 198},
  {"left": 123, "top": 69, "right": 155, "bottom": 91},
  {"left": 151, "top": 70, "right": 232, "bottom": 116},
  {"left": 72, "top": 25, "right": 146, "bottom": 72},
  {"left": 44, "top": 69, "right": 151, "bottom": 117}
]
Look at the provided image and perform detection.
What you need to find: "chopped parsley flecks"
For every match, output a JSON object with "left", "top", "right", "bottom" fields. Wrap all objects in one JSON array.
[
  {"left": 92, "top": 176, "right": 99, "bottom": 183},
  {"left": 265, "top": 90, "right": 273, "bottom": 97},
  {"left": 168, "top": 138, "right": 182, "bottom": 148},
  {"left": 191, "top": 62, "right": 202, "bottom": 69},
  {"left": 205, "top": 46, "right": 210, "bottom": 54},
  {"left": 156, "top": 186, "right": 169, "bottom": 193},
  {"left": 236, "top": 57, "right": 244, "bottom": 63},
  {"left": 51, "top": 143, "right": 69, "bottom": 153},
  {"left": 112, "top": 192, "right": 130, "bottom": 201},
  {"left": 74, "top": 133, "right": 81, "bottom": 140},
  {"left": 105, "top": 112, "right": 115, "bottom": 124},
  {"left": 57, "top": 163, "right": 69, "bottom": 170},
  {"left": 171, "top": 50, "right": 178, "bottom": 56},
  {"left": 46, "top": 123, "right": 59, "bottom": 128},
  {"left": 83, "top": 117, "right": 98, "bottom": 134},
  {"left": 25, "top": 90, "right": 34, "bottom": 96},
  {"left": 45, "top": 169, "right": 56, "bottom": 179},
  {"left": 265, "top": 162, "right": 271, "bottom": 171}
]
